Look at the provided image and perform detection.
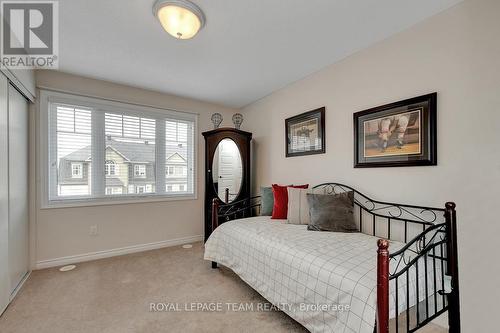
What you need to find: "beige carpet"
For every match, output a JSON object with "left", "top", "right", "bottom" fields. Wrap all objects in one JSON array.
[{"left": 0, "top": 242, "right": 446, "bottom": 333}]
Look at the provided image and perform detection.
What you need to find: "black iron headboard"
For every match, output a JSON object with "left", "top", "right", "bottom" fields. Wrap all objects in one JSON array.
[{"left": 312, "top": 182, "right": 445, "bottom": 243}]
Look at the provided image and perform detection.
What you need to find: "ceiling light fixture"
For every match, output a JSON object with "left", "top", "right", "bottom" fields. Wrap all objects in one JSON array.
[{"left": 153, "top": 0, "right": 206, "bottom": 40}]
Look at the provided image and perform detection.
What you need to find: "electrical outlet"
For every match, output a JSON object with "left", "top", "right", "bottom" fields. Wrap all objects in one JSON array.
[{"left": 89, "top": 225, "right": 98, "bottom": 236}]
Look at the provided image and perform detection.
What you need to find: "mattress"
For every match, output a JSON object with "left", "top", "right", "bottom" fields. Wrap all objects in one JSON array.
[{"left": 204, "top": 216, "right": 442, "bottom": 333}]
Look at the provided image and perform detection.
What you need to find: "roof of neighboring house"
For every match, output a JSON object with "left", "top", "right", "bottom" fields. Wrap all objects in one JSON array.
[
  {"left": 106, "top": 140, "right": 155, "bottom": 163},
  {"left": 61, "top": 139, "right": 186, "bottom": 163},
  {"left": 166, "top": 152, "right": 187, "bottom": 164},
  {"left": 63, "top": 146, "right": 91, "bottom": 161}
]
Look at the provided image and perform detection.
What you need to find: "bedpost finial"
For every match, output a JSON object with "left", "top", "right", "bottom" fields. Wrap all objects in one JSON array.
[
  {"left": 377, "top": 239, "right": 389, "bottom": 250},
  {"left": 445, "top": 202, "right": 456, "bottom": 210}
]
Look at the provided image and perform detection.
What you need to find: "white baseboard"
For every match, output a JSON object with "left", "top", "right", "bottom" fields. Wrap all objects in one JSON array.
[{"left": 35, "top": 235, "right": 203, "bottom": 270}]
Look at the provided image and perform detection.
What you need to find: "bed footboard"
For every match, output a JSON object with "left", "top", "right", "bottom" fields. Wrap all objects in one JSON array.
[
  {"left": 209, "top": 196, "right": 262, "bottom": 269},
  {"left": 377, "top": 202, "right": 460, "bottom": 333}
]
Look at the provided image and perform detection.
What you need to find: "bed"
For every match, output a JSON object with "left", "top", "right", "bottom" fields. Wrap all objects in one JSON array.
[{"left": 204, "top": 183, "right": 460, "bottom": 333}]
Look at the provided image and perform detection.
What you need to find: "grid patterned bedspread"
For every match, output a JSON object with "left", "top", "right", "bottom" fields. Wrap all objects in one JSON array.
[{"left": 204, "top": 216, "right": 440, "bottom": 333}]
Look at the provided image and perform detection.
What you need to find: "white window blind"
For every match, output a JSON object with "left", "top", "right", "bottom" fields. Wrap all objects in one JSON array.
[{"left": 46, "top": 93, "right": 197, "bottom": 205}]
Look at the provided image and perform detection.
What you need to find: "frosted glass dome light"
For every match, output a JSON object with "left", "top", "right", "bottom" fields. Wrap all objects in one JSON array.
[{"left": 153, "top": 0, "right": 206, "bottom": 40}]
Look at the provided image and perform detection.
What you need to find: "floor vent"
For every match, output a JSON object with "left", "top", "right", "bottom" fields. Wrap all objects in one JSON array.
[{"left": 59, "top": 265, "right": 76, "bottom": 272}]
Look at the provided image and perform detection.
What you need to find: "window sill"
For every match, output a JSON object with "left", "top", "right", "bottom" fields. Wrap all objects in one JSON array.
[{"left": 41, "top": 194, "right": 197, "bottom": 209}]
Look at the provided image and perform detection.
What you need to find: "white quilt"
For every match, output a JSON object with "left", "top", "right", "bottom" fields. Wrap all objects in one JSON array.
[{"left": 204, "top": 216, "right": 442, "bottom": 333}]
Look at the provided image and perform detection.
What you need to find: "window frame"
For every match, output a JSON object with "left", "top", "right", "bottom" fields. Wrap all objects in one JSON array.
[{"left": 39, "top": 90, "right": 198, "bottom": 209}]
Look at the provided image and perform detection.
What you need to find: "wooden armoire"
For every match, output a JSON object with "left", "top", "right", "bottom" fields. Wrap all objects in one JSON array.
[{"left": 202, "top": 128, "right": 252, "bottom": 241}]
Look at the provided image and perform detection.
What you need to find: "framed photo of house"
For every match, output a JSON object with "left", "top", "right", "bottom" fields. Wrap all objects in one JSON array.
[
  {"left": 285, "top": 107, "right": 325, "bottom": 157},
  {"left": 354, "top": 93, "right": 437, "bottom": 168}
]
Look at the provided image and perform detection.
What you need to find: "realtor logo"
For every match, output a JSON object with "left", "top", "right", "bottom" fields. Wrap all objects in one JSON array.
[{"left": 1, "top": 0, "right": 58, "bottom": 69}]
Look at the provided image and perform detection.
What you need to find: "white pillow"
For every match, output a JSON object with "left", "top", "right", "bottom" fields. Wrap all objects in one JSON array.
[{"left": 287, "top": 187, "right": 310, "bottom": 225}]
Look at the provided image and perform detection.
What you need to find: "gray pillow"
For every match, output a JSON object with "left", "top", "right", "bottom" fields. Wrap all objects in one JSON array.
[
  {"left": 260, "top": 186, "right": 274, "bottom": 216},
  {"left": 307, "top": 191, "right": 358, "bottom": 232}
]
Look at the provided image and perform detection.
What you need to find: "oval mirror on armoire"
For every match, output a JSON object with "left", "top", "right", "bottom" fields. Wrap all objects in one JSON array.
[{"left": 202, "top": 128, "right": 252, "bottom": 241}]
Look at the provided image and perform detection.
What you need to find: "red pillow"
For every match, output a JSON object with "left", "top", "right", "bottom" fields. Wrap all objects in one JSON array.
[{"left": 271, "top": 184, "right": 309, "bottom": 219}]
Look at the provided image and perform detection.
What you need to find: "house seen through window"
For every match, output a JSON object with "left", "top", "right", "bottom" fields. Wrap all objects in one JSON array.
[{"left": 165, "top": 152, "right": 188, "bottom": 192}]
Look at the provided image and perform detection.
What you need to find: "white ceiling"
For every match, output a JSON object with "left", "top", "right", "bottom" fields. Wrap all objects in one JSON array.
[{"left": 59, "top": 0, "right": 462, "bottom": 108}]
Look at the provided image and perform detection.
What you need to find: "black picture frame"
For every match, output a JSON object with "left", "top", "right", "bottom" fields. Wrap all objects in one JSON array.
[
  {"left": 354, "top": 93, "right": 437, "bottom": 168},
  {"left": 285, "top": 107, "right": 325, "bottom": 157}
]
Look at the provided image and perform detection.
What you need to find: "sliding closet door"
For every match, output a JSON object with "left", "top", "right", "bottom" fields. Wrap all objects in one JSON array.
[
  {"left": 8, "top": 85, "right": 29, "bottom": 295},
  {"left": 0, "top": 75, "right": 8, "bottom": 314}
]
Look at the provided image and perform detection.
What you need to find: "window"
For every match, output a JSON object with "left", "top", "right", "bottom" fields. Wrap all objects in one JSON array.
[
  {"left": 134, "top": 165, "right": 146, "bottom": 178},
  {"left": 43, "top": 90, "right": 197, "bottom": 206},
  {"left": 105, "top": 113, "right": 154, "bottom": 191},
  {"left": 54, "top": 106, "right": 91, "bottom": 197},
  {"left": 71, "top": 163, "right": 83, "bottom": 178},
  {"left": 175, "top": 166, "right": 186, "bottom": 176},
  {"left": 105, "top": 160, "right": 117, "bottom": 176},
  {"left": 166, "top": 121, "right": 192, "bottom": 189},
  {"left": 165, "top": 183, "right": 187, "bottom": 192},
  {"left": 105, "top": 187, "right": 123, "bottom": 195},
  {"left": 166, "top": 165, "right": 187, "bottom": 177}
]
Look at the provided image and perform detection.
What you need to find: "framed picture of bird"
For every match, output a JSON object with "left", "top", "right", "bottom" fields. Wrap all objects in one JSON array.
[
  {"left": 285, "top": 107, "right": 325, "bottom": 157},
  {"left": 354, "top": 93, "right": 437, "bottom": 168}
]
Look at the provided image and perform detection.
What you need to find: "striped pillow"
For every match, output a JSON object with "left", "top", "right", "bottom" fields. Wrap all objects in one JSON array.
[{"left": 287, "top": 187, "right": 310, "bottom": 225}]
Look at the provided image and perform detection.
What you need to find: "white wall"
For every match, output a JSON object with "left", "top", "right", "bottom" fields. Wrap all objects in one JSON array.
[
  {"left": 33, "top": 70, "right": 237, "bottom": 266},
  {"left": 242, "top": 0, "right": 500, "bottom": 331}
]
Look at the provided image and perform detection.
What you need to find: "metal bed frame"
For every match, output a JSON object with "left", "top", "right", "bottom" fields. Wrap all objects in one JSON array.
[{"left": 210, "top": 183, "right": 460, "bottom": 333}]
